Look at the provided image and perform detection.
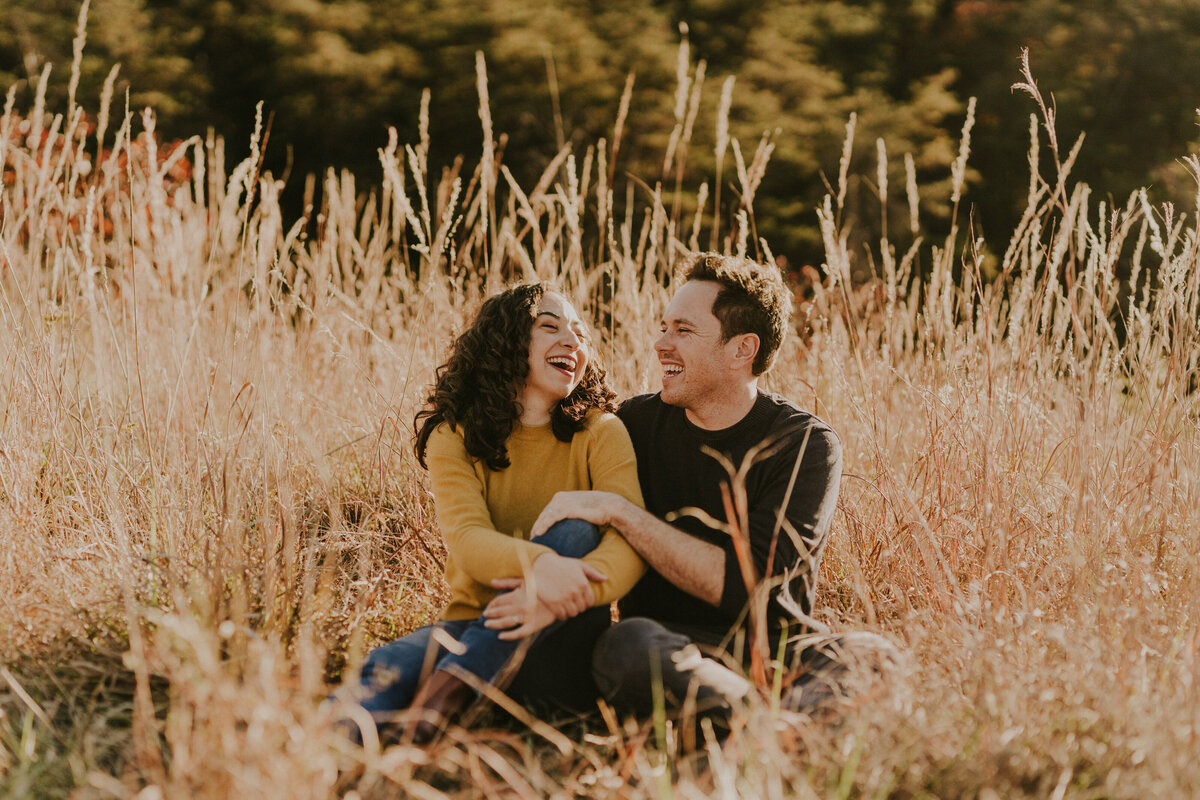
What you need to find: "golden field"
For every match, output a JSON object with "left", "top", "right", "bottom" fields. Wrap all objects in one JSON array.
[{"left": 1, "top": 40, "right": 1198, "bottom": 798}]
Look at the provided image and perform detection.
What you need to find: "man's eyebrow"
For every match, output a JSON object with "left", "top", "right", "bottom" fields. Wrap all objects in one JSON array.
[{"left": 663, "top": 315, "right": 698, "bottom": 327}]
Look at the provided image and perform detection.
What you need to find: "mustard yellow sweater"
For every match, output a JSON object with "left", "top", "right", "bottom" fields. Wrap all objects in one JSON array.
[{"left": 424, "top": 411, "right": 646, "bottom": 620}]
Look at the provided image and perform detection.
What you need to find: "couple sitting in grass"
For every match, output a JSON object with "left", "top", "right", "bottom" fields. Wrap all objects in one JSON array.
[{"left": 337, "top": 252, "right": 844, "bottom": 745}]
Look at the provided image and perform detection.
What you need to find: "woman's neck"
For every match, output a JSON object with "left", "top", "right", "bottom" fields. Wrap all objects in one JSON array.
[{"left": 517, "top": 393, "right": 554, "bottom": 426}]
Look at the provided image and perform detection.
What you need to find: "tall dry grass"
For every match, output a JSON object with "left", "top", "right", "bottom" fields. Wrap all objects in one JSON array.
[{"left": 1, "top": 18, "right": 1198, "bottom": 798}]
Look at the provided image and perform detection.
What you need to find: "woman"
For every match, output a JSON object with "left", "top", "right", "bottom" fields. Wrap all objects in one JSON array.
[{"left": 347, "top": 283, "right": 644, "bottom": 743}]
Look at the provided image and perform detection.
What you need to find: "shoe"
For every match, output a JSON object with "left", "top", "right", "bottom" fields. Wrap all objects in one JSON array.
[
  {"left": 406, "top": 669, "right": 474, "bottom": 744},
  {"left": 782, "top": 661, "right": 848, "bottom": 716}
]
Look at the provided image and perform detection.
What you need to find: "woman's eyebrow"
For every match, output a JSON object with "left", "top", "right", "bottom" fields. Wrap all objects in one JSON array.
[{"left": 538, "top": 310, "right": 588, "bottom": 331}]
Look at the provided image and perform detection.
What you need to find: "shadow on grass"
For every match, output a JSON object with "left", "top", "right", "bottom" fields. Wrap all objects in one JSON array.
[{"left": 0, "top": 619, "right": 169, "bottom": 799}]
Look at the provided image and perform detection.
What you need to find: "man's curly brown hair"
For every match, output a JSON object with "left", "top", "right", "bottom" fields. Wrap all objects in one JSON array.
[
  {"left": 414, "top": 283, "right": 617, "bottom": 470},
  {"left": 680, "top": 252, "right": 793, "bottom": 375}
]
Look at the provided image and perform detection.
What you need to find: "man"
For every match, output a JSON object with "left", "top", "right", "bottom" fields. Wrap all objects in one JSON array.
[{"left": 489, "top": 252, "right": 843, "bottom": 729}]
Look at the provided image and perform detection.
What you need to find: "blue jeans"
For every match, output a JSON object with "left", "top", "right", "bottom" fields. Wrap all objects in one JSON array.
[{"left": 354, "top": 519, "right": 601, "bottom": 719}]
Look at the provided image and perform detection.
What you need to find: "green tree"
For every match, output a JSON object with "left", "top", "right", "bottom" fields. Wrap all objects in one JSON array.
[
  {"left": 923, "top": 0, "right": 1200, "bottom": 246},
  {"left": 660, "top": 0, "right": 965, "bottom": 267},
  {"left": 6, "top": 0, "right": 1200, "bottom": 276},
  {"left": 0, "top": 0, "right": 205, "bottom": 135}
]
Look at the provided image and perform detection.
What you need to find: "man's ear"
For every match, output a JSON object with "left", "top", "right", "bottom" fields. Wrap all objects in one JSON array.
[{"left": 730, "top": 333, "right": 760, "bottom": 370}]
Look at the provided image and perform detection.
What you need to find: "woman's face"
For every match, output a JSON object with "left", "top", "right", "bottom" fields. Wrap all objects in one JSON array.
[{"left": 518, "top": 292, "right": 591, "bottom": 423}]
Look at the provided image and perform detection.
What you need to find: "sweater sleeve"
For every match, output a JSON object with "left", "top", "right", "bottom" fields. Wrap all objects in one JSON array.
[
  {"left": 577, "top": 415, "right": 648, "bottom": 606},
  {"left": 425, "top": 424, "right": 553, "bottom": 585},
  {"left": 717, "top": 423, "right": 843, "bottom": 620}
]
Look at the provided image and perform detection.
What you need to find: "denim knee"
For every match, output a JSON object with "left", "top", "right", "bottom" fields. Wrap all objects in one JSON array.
[
  {"left": 533, "top": 518, "right": 601, "bottom": 559},
  {"left": 356, "top": 621, "right": 464, "bottom": 714}
]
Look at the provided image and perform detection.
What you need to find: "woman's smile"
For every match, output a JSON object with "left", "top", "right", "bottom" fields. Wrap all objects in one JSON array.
[{"left": 519, "top": 292, "right": 591, "bottom": 424}]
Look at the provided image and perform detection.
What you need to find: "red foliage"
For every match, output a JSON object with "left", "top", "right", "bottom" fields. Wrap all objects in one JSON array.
[{"left": 2, "top": 110, "right": 195, "bottom": 246}]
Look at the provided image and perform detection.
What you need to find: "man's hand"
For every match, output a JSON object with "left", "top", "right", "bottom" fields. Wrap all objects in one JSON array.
[
  {"left": 529, "top": 490, "right": 627, "bottom": 539},
  {"left": 483, "top": 581, "right": 557, "bottom": 640}
]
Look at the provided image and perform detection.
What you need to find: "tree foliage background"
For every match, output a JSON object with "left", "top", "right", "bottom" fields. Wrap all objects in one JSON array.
[{"left": 4, "top": 0, "right": 1199, "bottom": 269}]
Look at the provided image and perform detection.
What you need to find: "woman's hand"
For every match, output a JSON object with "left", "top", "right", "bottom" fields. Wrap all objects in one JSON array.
[
  {"left": 529, "top": 552, "right": 606, "bottom": 618},
  {"left": 484, "top": 552, "right": 608, "bottom": 638},
  {"left": 483, "top": 581, "right": 556, "bottom": 640}
]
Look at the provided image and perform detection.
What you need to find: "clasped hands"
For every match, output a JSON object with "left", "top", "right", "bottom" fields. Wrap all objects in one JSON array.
[{"left": 482, "top": 491, "right": 622, "bottom": 640}]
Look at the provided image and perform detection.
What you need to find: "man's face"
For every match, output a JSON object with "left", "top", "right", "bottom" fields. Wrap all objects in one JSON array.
[{"left": 654, "top": 280, "right": 736, "bottom": 410}]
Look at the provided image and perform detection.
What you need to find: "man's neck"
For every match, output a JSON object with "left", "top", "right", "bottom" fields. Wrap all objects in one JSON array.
[{"left": 683, "top": 382, "right": 759, "bottom": 431}]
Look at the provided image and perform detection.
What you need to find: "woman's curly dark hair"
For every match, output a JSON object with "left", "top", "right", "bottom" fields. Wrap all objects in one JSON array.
[{"left": 414, "top": 284, "right": 618, "bottom": 470}]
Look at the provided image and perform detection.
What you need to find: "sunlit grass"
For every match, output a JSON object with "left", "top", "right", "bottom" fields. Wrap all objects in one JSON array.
[{"left": 1, "top": 18, "right": 1197, "bottom": 798}]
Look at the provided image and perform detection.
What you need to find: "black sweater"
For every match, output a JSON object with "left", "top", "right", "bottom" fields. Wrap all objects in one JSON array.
[{"left": 616, "top": 391, "right": 842, "bottom": 651}]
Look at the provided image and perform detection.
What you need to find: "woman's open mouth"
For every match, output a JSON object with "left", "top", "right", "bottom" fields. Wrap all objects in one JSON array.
[{"left": 547, "top": 356, "right": 577, "bottom": 376}]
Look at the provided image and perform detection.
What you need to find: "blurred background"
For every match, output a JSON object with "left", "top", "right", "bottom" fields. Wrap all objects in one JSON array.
[{"left": 4, "top": 0, "right": 1199, "bottom": 270}]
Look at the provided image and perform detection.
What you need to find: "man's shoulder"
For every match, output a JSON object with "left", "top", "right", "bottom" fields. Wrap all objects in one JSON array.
[
  {"left": 760, "top": 390, "right": 820, "bottom": 421},
  {"left": 616, "top": 393, "right": 682, "bottom": 448},
  {"left": 755, "top": 391, "right": 842, "bottom": 455},
  {"left": 616, "top": 392, "right": 669, "bottom": 425},
  {"left": 617, "top": 392, "right": 663, "bottom": 414}
]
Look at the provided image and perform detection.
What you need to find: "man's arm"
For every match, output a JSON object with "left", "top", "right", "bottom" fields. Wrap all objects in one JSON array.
[
  {"left": 714, "top": 424, "right": 842, "bottom": 620},
  {"left": 530, "top": 491, "right": 727, "bottom": 606},
  {"left": 528, "top": 421, "right": 843, "bottom": 616}
]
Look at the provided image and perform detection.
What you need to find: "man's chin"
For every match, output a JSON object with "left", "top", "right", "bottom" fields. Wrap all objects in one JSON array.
[{"left": 659, "top": 386, "right": 685, "bottom": 407}]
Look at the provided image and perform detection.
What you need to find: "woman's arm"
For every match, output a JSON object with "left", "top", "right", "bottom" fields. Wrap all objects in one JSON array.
[
  {"left": 572, "top": 414, "right": 647, "bottom": 605},
  {"left": 482, "top": 415, "right": 648, "bottom": 639},
  {"left": 424, "top": 424, "right": 554, "bottom": 585}
]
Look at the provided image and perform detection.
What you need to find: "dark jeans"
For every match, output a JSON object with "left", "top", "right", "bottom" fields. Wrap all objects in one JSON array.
[
  {"left": 354, "top": 519, "right": 606, "bottom": 721},
  {"left": 592, "top": 617, "right": 852, "bottom": 729},
  {"left": 591, "top": 617, "right": 739, "bottom": 716}
]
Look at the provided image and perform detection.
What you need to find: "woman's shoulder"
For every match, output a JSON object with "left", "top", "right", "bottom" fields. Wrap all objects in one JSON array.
[
  {"left": 581, "top": 407, "right": 621, "bottom": 428},
  {"left": 424, "top": 420, "right": 467, "bottom": 453}
]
